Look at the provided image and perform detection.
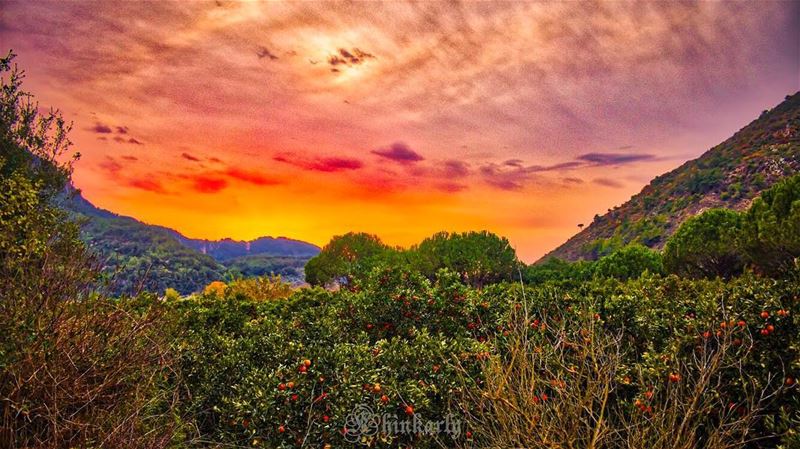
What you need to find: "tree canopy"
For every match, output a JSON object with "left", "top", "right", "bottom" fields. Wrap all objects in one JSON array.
[
  {"left": 663, "top": 208, "right": 745, "bottom": 279},
  {"left": 304, "top": 232, "right": 393, "bottom": 287},
  {"left": 411, "top": 231, "right": 520, "bottom": 288},
  {"left": 741, "top": 174, "right": 800, "bottom": 277}
]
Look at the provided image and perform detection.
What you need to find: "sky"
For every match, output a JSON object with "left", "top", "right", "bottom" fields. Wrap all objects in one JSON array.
[{"left": 1, "top": 1, "right": 798, "bottom": 261}]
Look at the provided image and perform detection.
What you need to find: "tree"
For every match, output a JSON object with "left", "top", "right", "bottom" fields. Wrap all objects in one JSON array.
[
  {"left": 524, "top": 257, "right": 595, "bottom": 284},
  {"left": 593, "top": 244, "right": 664, "bottom": 280},
  {"left": 304, "top": 232, "right": 392, "bottom": 287},
  {"left": 740, "top": 174, "right": 800, "bottom": 277},
  {"left": 0, "top": 52, "right": 175, "bottom": 448},
  {"left": 411, "top": 231, "right": 520, "bottom": 288},
  {"left": 663, "top": 209, "right": 745, "bottom": 279}
]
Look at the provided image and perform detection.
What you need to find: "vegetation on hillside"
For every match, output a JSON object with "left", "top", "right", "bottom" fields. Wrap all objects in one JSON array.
[
  {"left": 546, "top": 92, "right": 800, "bottom": 261},
  {"left": 68, "top": 196, "right": 318, "bottom": 295}
]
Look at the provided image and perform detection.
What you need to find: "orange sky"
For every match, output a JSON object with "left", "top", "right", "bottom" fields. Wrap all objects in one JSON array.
[{"left": 1, "top": 1, "right": 798, "bottom": 261}]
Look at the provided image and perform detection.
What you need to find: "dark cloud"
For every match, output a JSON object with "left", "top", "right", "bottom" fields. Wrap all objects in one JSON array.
[
  {"left": 209, "top": 157, "right": 223, "bottom": 163},
  {"left": 371, "top": 142, "right": 424, "bottom": 164},
  {"left": 577, "top": 152, "right": 655, "bottom": 166},
  {"left": 562, "top": 177, "right": 583, "bottom": 184},
  {"left": 257, "top": 46, "right": 278, "bottom": 60},
  {"left": 89, "top": 122, "right": 112, "bottom": 133},
  {"left": 181, "top": 152, "right": 201, "bottom": 162},
  {"left": 115, "top": 126, "right": 129, "bottom": 134},
  {"left": 225, "top": 167, "right": 281, "bottom": 186},
  {"left": 593, "top": 177, "right": 624, "bottom": 188},
  {"left": 121, "top": 155, "right": 138, "bottom": 161},
  {"left": 311, "top": 157, "right": 364, "bottom": 172},
  {"left": 328, "top": 47, "right": 375, "bottom": 69},
  {"left": 112, "top": 135, "right": 143, "bottom": 145},
  {"left": 544, "top": 161, "right": 584, "bottom": 171},
  {"left": 442, "top": 160, "right": 470, "bottom": 177},
  {"left": 274, "top": 153, "right": 364, "bottom": 172},
  {"left": 479, "top": 164, "right": 527, "bottom": 191}
]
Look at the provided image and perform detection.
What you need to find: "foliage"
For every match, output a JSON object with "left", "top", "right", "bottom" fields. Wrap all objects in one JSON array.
[
  {"left": 225, "top": 275, "right": 295, "bottom": 301},
  {"left": 741, "top": 174, "right": 800, "bottom": 277},
  {"left": 593, "top": 244, "right": 664, "bottom": 280},
  {"left": 0, "top": 52, "right": 177, "bottom": 449},
  {"left": 304, "top": 232, "right": 395, "bottom": 287},
  {"left": 225, "top": 254, "right": 309, "bottom": 283},
  {"left": 524, "top": 257, "right": 595, "bottom": 285},
  {"left": 411, "top": 231, "right": 521, "bottom": 288},
  {"left": 463, "top": 279, "right": 798, "bottom": 449},
  {"left": 81, "top": 214, "right": 226, "bottom": 295},
  {"left": 663, "top": 208, "right": 745, "bottom": 279},
  {"left": 68, "top": 193, "right": 317, "bottom": 295},
  {"left": 172, "top": 268, "right": 800, "bottom": 448}
]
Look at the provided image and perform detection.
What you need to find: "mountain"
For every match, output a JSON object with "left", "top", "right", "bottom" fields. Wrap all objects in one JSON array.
[
  {"left": 64, "top": 194, "right": 320, "bottom": 295},
  {"left": 175, "top": 236, "right": 320, "bottom": 261},
  {"left": 543, "top": 92, "right": 800, "bottom": 262}
]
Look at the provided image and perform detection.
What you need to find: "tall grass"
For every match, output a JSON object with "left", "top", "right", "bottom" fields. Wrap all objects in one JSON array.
[{"left": 457, "top": 296, "right": 783, "bottom": 449}]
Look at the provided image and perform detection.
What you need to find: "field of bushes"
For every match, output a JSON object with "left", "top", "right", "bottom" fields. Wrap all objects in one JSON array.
[{"left": 2, "top": 52, "right": 799, "bottom": 448}]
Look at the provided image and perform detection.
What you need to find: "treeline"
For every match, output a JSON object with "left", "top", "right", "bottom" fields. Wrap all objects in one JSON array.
[{"left": 305, "top": 173, "right": 800, "bottom": 290}]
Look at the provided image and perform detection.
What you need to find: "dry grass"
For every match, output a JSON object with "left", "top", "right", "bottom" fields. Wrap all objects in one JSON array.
[{"left": 456, "top": 298, "right": 782, "bottom": 449}]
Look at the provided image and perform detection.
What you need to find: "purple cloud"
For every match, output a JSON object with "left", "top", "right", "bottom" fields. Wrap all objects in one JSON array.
[
  {"left": 593, "top": 177, "right": 624, "bottom": 188},
  {"left": 577, "top": 152, "right": 656, "bottom": 166},
  {"left": 442, "top": 160, "right": 470, "bottom": 177},
  {"left": 274, "top": 153, "right": 364, "bottom": 172},
  {"left": 89, "top": 122, "right": 112, "bottom": 133},
  {"left": 371, "top": 142, "right": 424, "bottom": 164}
]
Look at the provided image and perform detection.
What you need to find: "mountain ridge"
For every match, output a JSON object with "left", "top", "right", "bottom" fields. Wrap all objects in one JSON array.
[
  {"left": 64, "top": 192, "right": 320, "bottom": 294},
  {"left": 542, "top": 91, "right": 800, "bottom": 262}
]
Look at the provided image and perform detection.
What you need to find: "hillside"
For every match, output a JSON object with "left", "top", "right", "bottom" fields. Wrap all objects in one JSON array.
[
  {"left": 65, "top": 193, "right": 320, "bottom": 294},
  {"left": 543, "top": 92, "right": 800, "bottom": 262}
]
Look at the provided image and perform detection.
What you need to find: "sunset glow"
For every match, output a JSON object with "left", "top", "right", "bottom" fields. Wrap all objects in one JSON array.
[{"left": 2, "top": 1, "right": 797, "bottom": 260}]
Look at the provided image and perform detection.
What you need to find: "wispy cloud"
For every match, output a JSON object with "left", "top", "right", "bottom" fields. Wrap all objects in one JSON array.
[
  {"left": 577, "top": 152, "right": 656, "bottom": 166},
  {"left": 593, "top": 178, "right": 624, "bottom": 188},
  {"left": 225, "top": 167, "right": 281, "bottom": 186},
  {"left": 182, "top": 152, "right": 201, "bottom": 162},
  {"left": 274, "top": 153, "right": 364, "bottom": 172}
]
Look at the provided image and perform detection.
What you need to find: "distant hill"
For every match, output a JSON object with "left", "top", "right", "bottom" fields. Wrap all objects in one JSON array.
[
  {"left": 543, "top": 92, "right": 800, "bottom": 262},
  {"left": 64, "top": 193, "right": 320, "bottom": 295},
  {"left": 176, "top": 235, "right": 320, "bottom": 261}
]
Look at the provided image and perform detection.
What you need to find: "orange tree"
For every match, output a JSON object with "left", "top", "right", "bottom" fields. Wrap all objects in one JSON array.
[{"left": 171, "top": 264, "right": 799, "bottom": 448}]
